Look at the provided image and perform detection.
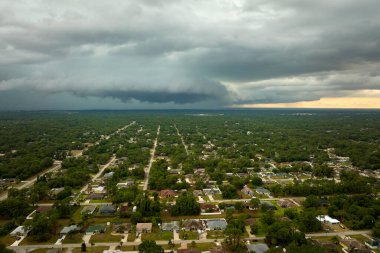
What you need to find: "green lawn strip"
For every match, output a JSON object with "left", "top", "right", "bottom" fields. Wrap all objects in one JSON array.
[
  {"left": 179, "top": 230, "right": 198, "bottom": 240},
  {"left": 0, "top": 235, "right": 16, "bottom": 246},
  {"left": 20, "top": 235, "right": 59, "bottom": 245},
  {"left": 206, "top": 230, "right": 225, "bottom": 239},
  {"left": 141, "top": 231, "right": 173, "bottom": 241},
  {"left": 127, "top": 232, "right": 136, "bottom": 242},
  {"left": 91, "top": 230, "right": 121, "bottom": 243},
  {"left": 72, "top": 246, "right": 108, "bottom": 253},
  {"left": 29, "top": 249, "right": 48, "bottom": 253},
  {"left": 62, "top": 233, "right": 84, "bottom": 244},
  {"left": 193, "top": 242, "right": 217, "bottom": 251}
]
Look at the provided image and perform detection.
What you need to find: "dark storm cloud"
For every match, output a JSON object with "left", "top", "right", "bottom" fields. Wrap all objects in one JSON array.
[{"left": 0, "top": 0, "right": 379, "bottom": 109}]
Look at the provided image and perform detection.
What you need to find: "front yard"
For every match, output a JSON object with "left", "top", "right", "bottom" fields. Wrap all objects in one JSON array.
[
  {"left": 206, "top": 230, "right": 225, "bottom": 239},
  {"left": 91, "top": 230, "right": 122, "bottom": 243},
  {"left": 141, "top": 231, "right": 173, "bottom": 241}
]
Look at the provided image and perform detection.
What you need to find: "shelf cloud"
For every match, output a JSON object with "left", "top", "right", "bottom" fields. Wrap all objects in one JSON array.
[{"left": 0, "top": 0, "right": 379, "bottom": 109}]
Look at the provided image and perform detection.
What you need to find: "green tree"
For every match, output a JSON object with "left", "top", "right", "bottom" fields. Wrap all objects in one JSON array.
[
  {"left": 224, "top": 218, "right": 245, "bottom": 252},
  {"left": 138, "top": 240, "right": 164, "bottom": 253},
  {"left": 298, "top": 211, "right": 322, "bottom": 232},
  {"left": 265, "top": 221, "right": 306, "bottom": 247},
  {"left": 170, "top": 193, "right": 200, "bottom": 216},
  {"left": 373, "top": 220, "right": 380, "bottom": 238}
]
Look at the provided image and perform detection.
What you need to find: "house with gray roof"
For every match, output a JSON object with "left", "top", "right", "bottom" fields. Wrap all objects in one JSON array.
[
  {"left": 85, "top": 224, "right": 106, "bottom": 235},
  {"left": 161, "top": 221, "right": 180, "bottom": 232},
  {"left": 60, "top": 225, "right": 80, "bottom": 236},
  {"left": 81, "top": 205, "right": 96, "bottom": 215},
  {"left": 205, "top": 219, "right": 228, "bottom": 231},
  {"left": 99, "top": 204, "right": 116, "bottom": 215},
  {"left": 255, "top": 187, "right": 272, "bottom": 197},
  {"left": 246, "top": 243, "right": 269, "bottom": 253},
  {"left": 10, "top": 226, "right": 30, "bottom": 237}
]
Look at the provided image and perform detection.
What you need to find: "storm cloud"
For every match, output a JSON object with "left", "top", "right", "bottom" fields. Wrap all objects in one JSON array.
[{"left": 0, "top": 0, "right": 379, "bottom": 109}]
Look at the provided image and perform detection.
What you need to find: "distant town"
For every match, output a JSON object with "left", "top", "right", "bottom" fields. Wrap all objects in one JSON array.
[{"left": 0, "top": 110, "right": 379, "bottom": 253}]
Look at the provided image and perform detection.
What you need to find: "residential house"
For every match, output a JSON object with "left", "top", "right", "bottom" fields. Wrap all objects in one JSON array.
[
  {"left": 277, "top": 199, "right": 296, "bottom": 208},
  {"left": 116, "top": 180, "right": 134, "bottom": 189},
  {"left": 161, "top": 221, "right": 180, "bottom": 232},
  {"left": 255, "top": 187, "right": 271, "bottom": 197},
  {"left": 193, "top": 190, "right": 203, "bottom": 197},
  {"left": 203, "top": 187, "right": 222, "bottom": 195},
  {"left": 205, "top": 219, "right": 228, "bottom": 231},
  {"left": 87, "top": 193, "right": 105, "bottom": 200},
  {"left": 241, "top": 185, "right": 254, "bottom": 197},
  {"left": 99, "top": 204, "right": 116, "bottom": 215},
  {"left": 36, "top": 206, "right": 52, "bottom": 214},
  {"left": 177, "top": 248, "right": 201, "bottom": 253},
  {"left": 365, "top": 238, "right": 380, "bottom": 249},
  {"left": 246, "top": 243, "right": 269, "bottom": 253},
  {"left": 10, "top": 226, "right": 30, "bottom": 237},
  {"left": 159, "top": 189, "right": 176, "bottom": 198},
  {"left": 112, "top": 223, "right": 132, "bottom": 233},
  {"left": 81, "top": 205, "right": 97, "bottom": 215},
  {"left": 183, "top": 220, "right": 205, "bottom": 231},
  {"left": 136, "top": 223, "right": 152, "bottom": 234},
  {"left": 260, "top": 201, "right": 277, "bottom": 210},
  {"left": 168, "top": 168, "right": 182, "bottom": 175},
  {"left": 92, "top": 186, "right": 106, "bottom": 194},
  {"left": 60, "top": 225, "right": 80, "bottom": 236},
  {"left": 200, "top": 203, "right": 220, "bottom": 214},
  {"left": 316, "top": 215, "right": 340, "bottom": 224},
  {"left": 86, "top": 224, "right": 106, "bottom": 235},
  {"left": 103, "top": 171, "right": 114, "bottom": 179},
  {"left": 338, "top": 236, "right": 371, "bottom": 253},
  {"left": 50, "top": 187, "right": 65, "bottom": 199},
  {"left": 310, "top": 239, "right": 339, "bottom": 252}
]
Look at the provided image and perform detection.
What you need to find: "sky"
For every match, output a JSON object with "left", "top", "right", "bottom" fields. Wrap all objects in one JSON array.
[{"left": 0, "top": 0, "right": 380, "bottom": 110}]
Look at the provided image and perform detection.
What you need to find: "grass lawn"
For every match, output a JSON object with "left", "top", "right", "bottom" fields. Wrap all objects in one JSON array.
[
  {"left": 141, "top": 231, "right": 173, "bottom": 241},
  {"left": 91, "top": 231, "right": 121, "bottom": 243},
  {"left": 351, "top": 234, "right": 370, "bottom": 244},
  {"left": 121, "top": 245, "right": 138, "bottom": 251},
  {"left": 179, "top": 231, "right": 198, "bottom": 240},
  {"left": 206, "top": 230, "right": 225, "bottom": 239},
  {"left": 213, "top": 194, "right": 223, "bottom": 200},
  {"left": 90, "top": 200, "right": 111, "bottom": 203},
  {"left": 253, "top": 220, "right": 269, "bottom": 237},
  {"left": 127, "top": 232, "right": 136, "bottom": 242},
  {"left": 162, "top": 244, "right": 180, "bottom": 250},
  {"left": 20, "top": 235, "right": 59, "bottom": 245},
  {"left": 63, "top": 233, "right": 84, "bottom": 244},
  {"left": 0, "top": 235, "right": 16, "bottom": 246},
  {"left": 71, "top": 207, "right": 85, "bottom": 224},
  {"left": 29, "top": 249, "right": 48, "bottom": 253},
  {"left": 73, "top": 246, "right": 108, "bottom": 253},
  {"left": 193, "top": 242, "right": 217, "bottom": 251}
]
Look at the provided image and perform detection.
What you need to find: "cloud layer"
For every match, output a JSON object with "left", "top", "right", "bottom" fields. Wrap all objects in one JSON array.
[{"left": 0, "top": 0, "right": 380, "bottom": 109}]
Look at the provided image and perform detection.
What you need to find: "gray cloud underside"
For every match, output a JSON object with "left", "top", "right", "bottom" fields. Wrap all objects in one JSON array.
[{"left": 0, "top": 0, "right": 380, "bottom": 108}]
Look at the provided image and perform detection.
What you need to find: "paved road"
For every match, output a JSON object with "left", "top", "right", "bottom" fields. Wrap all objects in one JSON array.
[
  {"left": 75, "top": 121, "right": 136, "bottom": 158},
  {"left": 9, "top": 230, "right": 372, "bottom": 252},
  {"left": 0, "top": 162, "right": 62, "bottom": 201},
  {"left": 143, "top": 125, "right": 160, "bottom": 191},
  {"left": 77, "top": 155, "right": 116, "bottom": 197},
  {"left": 36, "top": 197, "right": 305, "bottom": 207},
  {"left": 174, "top": 124, "right": 189, "bottom": 155}
]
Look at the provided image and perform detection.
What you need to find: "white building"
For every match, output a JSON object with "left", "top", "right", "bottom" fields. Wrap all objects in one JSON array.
[{"left": 316, "top": 215, "right": 340, "bottom": 224}]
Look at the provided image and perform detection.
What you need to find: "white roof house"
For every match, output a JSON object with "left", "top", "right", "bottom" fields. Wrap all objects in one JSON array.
[
  {"left": 10, "top": 226, "right": 30, "bottom": 236},
  {"left": 316, "top": 215, "right": 340, "bottom": 224},
  {"left": 60, "top": 225, "right": 80, "bottom": 235}
]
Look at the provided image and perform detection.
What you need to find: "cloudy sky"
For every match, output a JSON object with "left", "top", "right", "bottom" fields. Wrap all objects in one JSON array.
[{"left": 1, "top": 0, "right": 380, "bottom": 110}]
